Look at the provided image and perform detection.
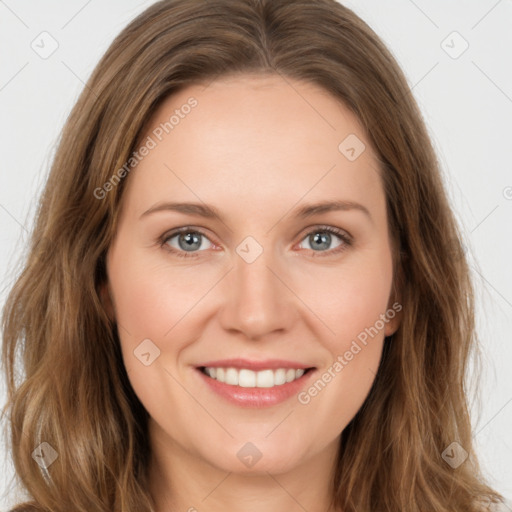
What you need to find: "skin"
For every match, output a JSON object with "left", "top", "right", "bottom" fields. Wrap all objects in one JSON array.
[{"left": 103, "top": 73, "right": 402, "bottom": 512}]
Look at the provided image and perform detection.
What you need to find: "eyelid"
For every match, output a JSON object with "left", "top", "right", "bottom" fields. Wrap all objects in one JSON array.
[{"left": 295, "top": 223, "right": 353, "bottom": 243}]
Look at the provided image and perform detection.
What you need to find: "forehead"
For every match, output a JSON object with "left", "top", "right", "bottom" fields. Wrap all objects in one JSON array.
[{"left": 122, "top": 74, "right": 384, "bottom": 219}]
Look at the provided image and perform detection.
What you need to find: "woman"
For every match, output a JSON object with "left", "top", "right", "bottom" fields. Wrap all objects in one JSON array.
[{"left": 1, "top": 0, "right": 505, "bottom": 510}]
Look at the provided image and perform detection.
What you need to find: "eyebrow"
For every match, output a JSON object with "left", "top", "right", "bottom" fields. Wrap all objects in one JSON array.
[{"left": 140, "top": 199, "right": 372, "bottom": 222}]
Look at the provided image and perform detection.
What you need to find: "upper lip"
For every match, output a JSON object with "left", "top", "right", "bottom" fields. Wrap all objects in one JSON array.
[{"left": 197, "top": 358, "right": 315, "bottom": 371}]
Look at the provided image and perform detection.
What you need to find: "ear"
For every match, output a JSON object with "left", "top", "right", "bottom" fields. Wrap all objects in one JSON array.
[{"left": 99, "top": 281, "right": 116, "bottom": 323}]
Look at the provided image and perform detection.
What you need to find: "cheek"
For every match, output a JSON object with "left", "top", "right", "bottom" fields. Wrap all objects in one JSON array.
[
  {"left": 295, "top": 255, "right": 392, "bottom": 431},
  {"left": 112, "top": 272, "right": 175, "bottom": 334},
  {"left": 302, "top": 340, "right": 384, "bottom": 440},
  {"left": 296, "top": 278, "right": 390, "bottom": 437},
  {"left": 332, "top": 273, "right": 391, "bottom": 347},
  {"left": 294, "top": 251, "right": 393, "bottom": 350},
  {"left": 106, "top": 241, "right": 212, "bottom": 385},
  {"left": 107, "top": 250, "right": 202, "bottom": 429},
  {"left": 108, "top": 248, "right": 209, "bottom": 340}
]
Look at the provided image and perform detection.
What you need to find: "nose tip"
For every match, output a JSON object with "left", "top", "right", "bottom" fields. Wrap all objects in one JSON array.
[{"left": 218, "top": 245, "right": 294, "bottom": 340}]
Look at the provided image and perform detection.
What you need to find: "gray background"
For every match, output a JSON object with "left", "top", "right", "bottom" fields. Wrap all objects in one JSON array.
[{"left": 1, "top": 0, "right": 511, "bottom": 509}]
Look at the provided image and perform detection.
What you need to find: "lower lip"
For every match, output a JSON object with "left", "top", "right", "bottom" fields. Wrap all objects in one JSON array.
[{"left": 196, "top": 368, "right": 316, "bottom": 408}]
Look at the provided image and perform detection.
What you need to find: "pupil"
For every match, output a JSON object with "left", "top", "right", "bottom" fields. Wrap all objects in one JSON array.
[
  {"left": 180, "top": 232, "right": 201, "bottom": 251},
  {"left": 312, "top": 232, "right": 330, "bottom": 250}
]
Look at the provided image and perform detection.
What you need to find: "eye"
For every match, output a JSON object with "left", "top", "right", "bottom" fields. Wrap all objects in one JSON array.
[
  {"left": 296, "top": 225, "right": 352, "bottom": 257},
  {"left": 159, "top": 225, "right": 352, "bottom": 259},
  {"left": 160, "top": 228, "right": 214, "bottom": 259}
]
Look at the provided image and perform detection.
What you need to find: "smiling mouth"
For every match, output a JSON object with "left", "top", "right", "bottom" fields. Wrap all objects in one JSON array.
[{"left": 198, "top": 366, "right": 315, "bottom": 388}]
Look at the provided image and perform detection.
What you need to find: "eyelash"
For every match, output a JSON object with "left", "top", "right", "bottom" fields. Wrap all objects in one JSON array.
[{"left": 158, "top": 225, "right": 353, "bottom": 259}]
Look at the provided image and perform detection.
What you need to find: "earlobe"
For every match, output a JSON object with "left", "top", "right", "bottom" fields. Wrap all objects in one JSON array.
[
  {"left": 384, "top": 287, "right": 403, "bottom": 338},
  {"left": 384, "top": 307, "right": 402, "bottom": 338}
]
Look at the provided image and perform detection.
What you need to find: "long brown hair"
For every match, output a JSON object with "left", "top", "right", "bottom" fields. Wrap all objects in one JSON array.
[{"left": 1, "top": 1, "right": 505, "bottom": 510}]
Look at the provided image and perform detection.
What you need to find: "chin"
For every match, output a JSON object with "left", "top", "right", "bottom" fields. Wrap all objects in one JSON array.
[{"left": 200, "top": 441, "right": 308, "bottom": 476}]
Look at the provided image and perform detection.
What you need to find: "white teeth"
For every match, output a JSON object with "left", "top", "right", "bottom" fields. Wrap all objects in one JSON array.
[
  {"left": 202, "top": 366, "right": 308, "bottom": 387},
  {"left": 286, "top": 368, "right": 296, "bottom": 382},
  {"left": 239, "top": 369, "right": 256, "bottom": 387},
  {"left": 225, "top": 367, "right": 238, "bottom": 385},
  {"left": 274, "top": 368, "right": 286, "bottom": 385},
  {"left": 256, "top": 369, "right": 274, "bottom": 388}
]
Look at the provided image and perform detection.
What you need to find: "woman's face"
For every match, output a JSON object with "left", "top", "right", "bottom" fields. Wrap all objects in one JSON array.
[{"left": 105, "top": 73, "right": 401, "bottom": 475}]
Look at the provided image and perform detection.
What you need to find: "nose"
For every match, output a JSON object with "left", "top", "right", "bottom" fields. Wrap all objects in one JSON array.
[{"left": 218, "top": 242, "right": 297, "bottom": 340}]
